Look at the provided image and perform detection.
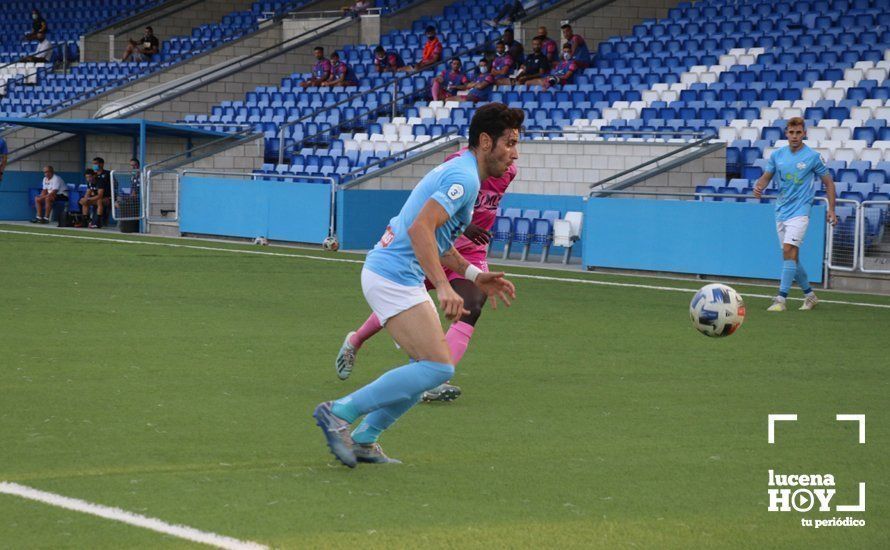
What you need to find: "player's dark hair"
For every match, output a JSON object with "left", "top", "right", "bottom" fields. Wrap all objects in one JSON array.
[
  {"left": 468, "top": 102, "right": 525, "bottom": 148},
  {"left": 92, "top": 157, "right": 104, "bottom": 164},
  {"left": 84, "top": 168, "right": 95, "bottom": 176},
  {"left": 314, "top": 46, "right": 324, "bottom": 53},
  {"left": 425, "top": 25, "right": 436, "bottom": 33},
  {"left": 496, "top": 40, "right": 505, "bottom": 47},
  {"left": 130, "top": 157, "right": 140, "bottom": 166},
  {"left": 561, "top": 23, "right": 572, "bottom": 31},
  {"left": 374, "top": 45, "right": 384, "bottom": 54},
  {"left": 330, "top": 51, "right": 340, "bottom": 59}
]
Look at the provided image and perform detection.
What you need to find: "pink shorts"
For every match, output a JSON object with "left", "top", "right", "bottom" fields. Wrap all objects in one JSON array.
[{"left": 424, "top": 251, "right": 489, "bottom": 290}]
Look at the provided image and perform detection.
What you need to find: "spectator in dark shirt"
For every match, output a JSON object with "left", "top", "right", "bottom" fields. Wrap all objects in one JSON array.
[
  {"left": 561, "top": 24, "right": 590, "bottom": 68},
  {"left": 431, "top": 58, "right": 468, "bottom": 101},
  {"left": 412, "top": 26, "right": 442, "bottom": 72},
  {"left": 300, "top": 46, "right": 332, "bottom": 87},
  {"left": 525, "top": 44, "right": 578, "bottom": 89},
  {"left": 537, "top": 26, "right": 559, "bottom": 63},
  {"left": 115, "top": 158, "right": 141, "bottom": 220},
  {"left": 81, "top": 158, "right": 112, "bottom": 228},
  {"left": 122, "top": 27, "right": 160, "bottom": 62},
  {"left": 502, "top": 28, "right": 523, "bottom": 64},
  {"left": 510, "top": 36, "right": 550, "bottom": 84},
  {"left": 484, "top": 0, "right": 526, "bottom": 27},
  {"left": 322, "top": 52, "right": 358, "bottom": 87},
  {"left": 491, "top": 41, "right": 515, "bottom": 85},
  {"left": 0, "top": 136, "right": 7, "bottom": 183},
  {"left": 373, "top": 46, "right": 405, "bottom": 73},
  {"left": 25, "top": 9, "right": 48, "bottom": 41},
  {"left": 341, "top": 0, "right": 372, "bottom": 16},
  {"left": 445, "top": 58, "right": 495, "bottom": 103}
]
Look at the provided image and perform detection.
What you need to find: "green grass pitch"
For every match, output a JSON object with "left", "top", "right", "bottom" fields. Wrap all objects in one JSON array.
[{"left": 1, "top": 223, "right": 888, "bottom": 549}]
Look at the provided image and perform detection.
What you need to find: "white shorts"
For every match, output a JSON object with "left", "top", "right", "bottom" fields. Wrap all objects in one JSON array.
[
  {"left": 361, "top": 267, "right": 434, "bottom": 326},
  {"left": 776, "top": 215, "right": 809, "bottom": 247}
]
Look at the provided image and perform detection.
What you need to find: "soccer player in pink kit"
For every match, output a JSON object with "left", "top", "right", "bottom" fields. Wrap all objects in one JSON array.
[{"left": 336, "top": 147, "right": 517, "bottom": 401}]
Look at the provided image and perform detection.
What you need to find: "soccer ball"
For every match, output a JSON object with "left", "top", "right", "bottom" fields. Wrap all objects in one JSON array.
[
  {"left": 322, "top": 235, "right": 340, "bottom": 251},
  {"left": 689, "top": 283, "right": 746, "bottom": 337}
]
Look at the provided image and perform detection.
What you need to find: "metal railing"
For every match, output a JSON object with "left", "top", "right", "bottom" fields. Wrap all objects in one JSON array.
[
  {"left": 859, "top": 200, "right": 890, "bottom": 273},
  {"left": 109, "top": 169, "right": 143, "bottom": 221},
  {"left": 827, "top": 198, "right": 860, "bottom": 272}
]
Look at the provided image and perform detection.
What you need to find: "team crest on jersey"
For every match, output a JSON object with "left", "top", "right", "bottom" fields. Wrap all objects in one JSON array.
[
  {"left": 447, "top": 183, "right": 464, "bottom": 200},
  {"left": 796, "top": 162, "right": 806, "bottom": 170}
]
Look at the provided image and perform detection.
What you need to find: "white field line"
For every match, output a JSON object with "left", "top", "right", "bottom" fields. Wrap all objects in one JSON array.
[
  {"left": 2, "top": 228, "right": 890, "bottom": 310},
  {"left": 0, "top": 482, "right": 268, "bottom": 550}
]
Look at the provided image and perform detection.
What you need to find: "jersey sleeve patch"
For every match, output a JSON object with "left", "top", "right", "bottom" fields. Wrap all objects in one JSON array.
[{"left": 447, "top": 183, "right": 465, "bottom": 201}]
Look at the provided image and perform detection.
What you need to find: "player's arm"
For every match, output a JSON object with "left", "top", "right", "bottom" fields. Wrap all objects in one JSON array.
[
  {"left": 752, "top": 171, "right": 774, "bottom": 198},
  {"left": 408, "top": 199, "right": 469, "bottom": 321},
  {"left": 821, "top": 173, "right": 837, "bottom": 225},
  {"left": 440, "top": 245, "right": 514, "bottom": 309}
]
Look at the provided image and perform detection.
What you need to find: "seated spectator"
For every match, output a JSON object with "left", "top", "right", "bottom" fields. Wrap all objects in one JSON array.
[
  {"left": 491, "top": 41, "right": 515, "bottom": 85},
  {"left": 341, "top": 0, "right": 372, "bottom": 16},
  {"left": 501, "top": 28, "right": 523, "bottom": 64},
  {"left": 32, "top": 165, "right": 67, "bottom": 224},
  {"left": 525, "top": 44, "right": 577, "bottom": 89},
  {"left": 82, "top": 157, "right": 112, "bottom": 228},
  {"left": 300, "top": 46, "right": 332, "bottom": 87},
  {"left": 561, "top": 24, "right": 590, "bottom": 68},
  {"left": 537, "top": 26, "right": 558, "bottom": 63},
  {"left": 373, "top": 45, "right": 405, "bottom": 73},
  {"left": 508, "top": 36, "right": 550, "bottom": 84},
  {"left": 445, "top": 58, "right": 495, "bottom": 103},
  {"left": 431, "top": 58, "right": 468, "bottom": 101},
  {"left": 322, "top": 52, "right": 358, "bottom": 87},
  {"left": 0, "top": 136, "right": 7, "bottom": 183},
  {"left": 122, "top": 27, "right": 159, "bottom": 62},
  {"left": 484, "top": 0, "right": 526, "bottom": 27},
  {"left": 115, "top": 158, "right": 141, "bottom": 219},
  {"left": 21, "top": 33, "right": 53, "bottom": 63},
  {"left": 25, "top": 9, "right": 48, "bottom": 41},
  {"left": 412, "top": 26, "right": 442, "bottom": 72}
]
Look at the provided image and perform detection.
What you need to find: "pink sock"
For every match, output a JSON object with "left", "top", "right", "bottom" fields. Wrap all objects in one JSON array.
[
  {"left": 349, "top": 313, "right": 382, "bottom": 349},
  {"left": 445, "top": 321, "right": 475, "bottom": 365}
]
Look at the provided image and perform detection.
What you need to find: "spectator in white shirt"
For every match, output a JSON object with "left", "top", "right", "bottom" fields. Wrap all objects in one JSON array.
[
  {"left": 22, "top": 33, "right": 53, "bottom": 63},
  {"left": 33, "top": 165, "right": 67, "bottom": 224}
]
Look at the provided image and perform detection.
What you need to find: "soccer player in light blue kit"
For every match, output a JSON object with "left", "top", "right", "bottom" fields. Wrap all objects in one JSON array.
[
  {"left": 313, "top": 103, "right": 523, "bottom": 466},
  {"left": 753, "top": 117, "right": 837, "bottom": 311}
]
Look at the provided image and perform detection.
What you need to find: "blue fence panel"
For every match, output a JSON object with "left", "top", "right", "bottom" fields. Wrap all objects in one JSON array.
[
  {"left": 180, "top": 176, "right": 330, "bottom": 244},
  {"left": 582, "top": 198, "right": 825, "bottom": 282}
]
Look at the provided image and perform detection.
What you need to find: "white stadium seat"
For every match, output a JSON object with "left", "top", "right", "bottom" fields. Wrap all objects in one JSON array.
[
  {"left": 833, "top": 148, "right": 856, "bottom": 163},
  {"left": 739, "top": 127, "right": 760, "bottom": 141},
  {"left": 843, "top": 68, "right": 864, "bottom": 82},
  {"left": 820, "top": 140, "right": 842, "bottom": 153},
  {"left": 718, "top": 127, "right": 738, "bottom": 142},
  {"left": 811, "top": 80, "right": 833, "bottom": 90},
  {"left": 866, "top": 68, "right": 888, "bottom": 82},
  {"left": 699, "top": 72, "right": 718, "bottom": 84},
  {"left": 850, "top": 106, "right": 873, "bottom": 122},
  {"left": 729, "top": 119, "right": 749, "bottom": 129},
  {"left": 760, "top": 107, "right": 781, "bottom": 122},
  {"left": 845, "top": 140, "right": 868, "bottom": 156},
  {"left": 807, "top": 127, "right": 829, "bottom": 142},
  {"left": 823, "top": 88, "right": 846, "bottom": 102},
  {"left": 802, "top": 88, "right": 823, "bottom": 102},
  {"left": 817, "top": 119, "right": 840, "bottom": 129},
  {"left": 828, "top": 128, "right": 852, "bottom": 142},
  {"left": 859, "top": 149, "right": 883, "bottom": 163}
]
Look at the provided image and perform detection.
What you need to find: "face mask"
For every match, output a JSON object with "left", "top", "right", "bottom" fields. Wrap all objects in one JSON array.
[
  {"left": 427, "top": 35, "right": 435, "bottom": 40},
  {"left": 497, "top": 51, "right": 504, "bottom": 57},
  {"left": 32, "top": 13, "right": 38, "bottom": 19},
  {"left": 92, "top": 164, "right": 99, "bottom": 171},
  {"left": 479, "top": 66, "right": 488, "bottom": 74},
  {"left": 563, "top": 52, "right": 571, "bottom": 60}
]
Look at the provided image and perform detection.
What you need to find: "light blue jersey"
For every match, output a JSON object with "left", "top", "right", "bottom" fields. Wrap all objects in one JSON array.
[
  {"left": 766, "top": 144, "right": 828, "bottom": 221},
  {"left": 364, "top": 152, "right": 480, "bottom": 286}
]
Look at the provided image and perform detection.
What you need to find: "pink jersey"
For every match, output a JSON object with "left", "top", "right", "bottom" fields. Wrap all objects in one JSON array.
[{"left": 444, "top": 148, "right": 517, "bottom": 257}]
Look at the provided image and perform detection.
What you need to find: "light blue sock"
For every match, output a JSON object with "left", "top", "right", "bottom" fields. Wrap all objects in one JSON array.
[
  {"left": 794, "top": 262, "right": 812, "bottom": 294},
  {"left": 332, "top": 360, "right": 453, "bottom": 423},
  {"left": 779, "top": 260, "right": 796, "bottom": 298},
  {"left": 351, "top": 392, "right": 423, "bottom": 444}
]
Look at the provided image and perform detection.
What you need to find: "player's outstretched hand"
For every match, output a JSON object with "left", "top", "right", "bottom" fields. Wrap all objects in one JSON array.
[
  {"left": 474, "top": 271, "right": 515, "bottom": 310},
  {"left": 463, "top": 223, "right": 491, "bottom": 245},
  {"left": 827, "top": 210, "right": 837, "bottom": 226},
  {"left": 436, "top": 284, "right": 470, "bottom": 322}
]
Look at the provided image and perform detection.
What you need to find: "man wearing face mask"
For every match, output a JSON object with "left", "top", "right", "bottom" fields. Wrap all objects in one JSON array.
[
  {"left": 25, "top": 9, "right": 48, "bottom": 41},
  {"left": 446, "top": 59, "right": 495, "bottom": 103},
  {"left": 87, "top": 157, "right": 112, "bottom": 228},
  {"left": 508, "top": 36, "right": 550, "bottom": 85},
  {"left": 491, "top": 41, "right": 514, "bottom": 84},
  {"left": 526, "top": 44, "right": 577, "bottom": 89},
  {"left": 412, "top": 26, "right": 442, "bottom": 73},
  {"left": 431, "top": 58, "right": 468, "bottom": 101}
]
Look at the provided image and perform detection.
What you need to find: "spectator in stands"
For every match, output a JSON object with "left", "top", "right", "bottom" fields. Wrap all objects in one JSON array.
[
  {"left": 25, "top": 9, "right": 48, "bottom": 41},
  {"left": 431, "top": 58, "right": 468, "bottom": 101},
  {"left": 341, "top": 0, "right": 372, "bottom": 17},
  {"left": 300, "top": 46, "right": 332, "bottom": 87},
  {"left": 445, "top": 58, "right": 495, "bottom": 103},
  {"left": 0, "top": 136, "right": 7, "bottom": 183},
  {"left": 22, "top": 33, "right": 53, "bottom": 63},
  {"left": 32, "top": 165, "right": 67, "bottom": 224},
  {"left": 526, "top": 43, "right": 577, "bottom": 89},
  {"left": 84, "top": 158, "right": 112, "bottom": 228},
  {"left": 322, "top": 52, "right": 358, "bottom": 87},
  {"left": 491, "top": 41, "right": 515, "bottom": 85},
  {"left": 537, "top": 26, "right": 558, "bottom": 62},
  {"left": 373, "top": 45, "right": 405, "bottom": 73},
  {"left": 115, "top": 158, "right": 141, "bottom": 220},
  {"left": 484, "top": 0, "right": 526, "bottom": 27},
  {"left": 509, "top": 36, "right": 550, "bottom": 84},
  {"left": 122, "top": 27, "right": 159, "bottom": 62},
  {"left": 501, "top": 28, "right": 523, "bottom": 64},
  {"left": 411, "top": 26, "right": 442, "bottom": 72},
  {"left": 560, "top": 24, "right": 590, "bottom": 68}
]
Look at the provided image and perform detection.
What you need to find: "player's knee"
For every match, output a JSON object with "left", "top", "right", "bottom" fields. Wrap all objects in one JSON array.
[
  {"left": 461, "top": 295, "right": 486, "bottom": 325},
  {"left": 423, "top": 361, "right": 454, "bottom": 386}
]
